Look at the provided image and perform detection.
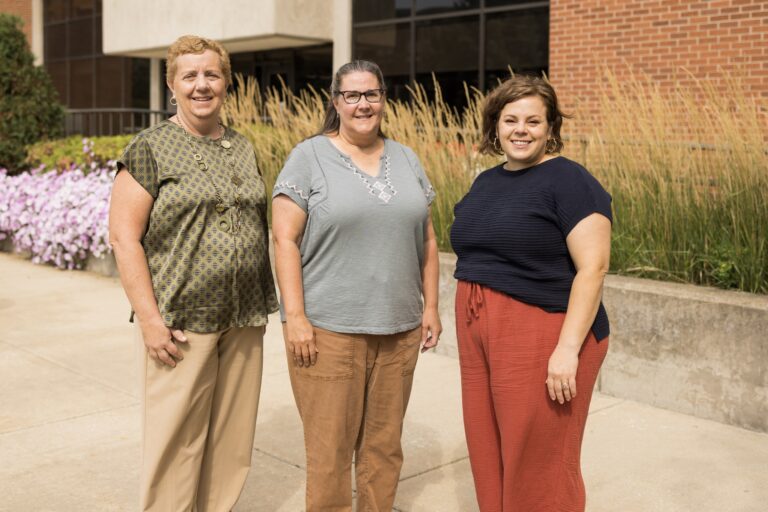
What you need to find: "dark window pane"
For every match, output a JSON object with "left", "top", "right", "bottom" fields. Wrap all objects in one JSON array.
[
  {"left": 131, "top": 58, "right": 150, "bottom": 109},
  {"left": 230, "top": 53, "right": 256, "bottom": 80},
  {"left": 95, "top": 15, "right": 102, "bottom": 53},
  {"left": 485, "top": 0, "right": 538, "bottom": 7},
  {"left": 44, "top": 0, "right": 69, "bottom": 23},
  {"left": 46, "top": 61, "right": 68, "bottom": 104},
  {"left": 45, "top": 23, "right": 67, "bottom": 61},
  {"left": 68, "top": 18, "right": 94, "bottom": 57},
  {"left": 353, "top": 23, "right": 411, "bottom": 77},
  {"left": 383, "top": 75, "right": 411, "bottom": 102},
  {"left": 354, "top": 0, "right": 411, "bottom": 22},
  {"left": 69, "top": 58, "right": 94, "bottom": 108},
  {"left": 95, "top": 57, "right": 125, "bottom": 107},
  {"left": 415, "top": 0, "right": 478, "bottom": 15},
  {"left": 416, "top": 16, "right": 478, "bottom": 73},
  {"left": 70, "top": 0, "right": 94, "bottom": 17},
  {"left": 415, "top": 71, "right": 477, "bottom": 110},
  {"left": 485, "top": 7, "right": 548, "bottom": 84},
  {"left": 295, "top": 44, "right": 333, "bottom": 93}
]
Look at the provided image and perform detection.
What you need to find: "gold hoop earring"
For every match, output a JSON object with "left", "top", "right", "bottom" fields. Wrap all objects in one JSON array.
[
  {"left": 170, "top": 96, "right": 177, "bottom": 106},
  {"left": 493, "top": 136, "right": 502, "bottom": 153}
]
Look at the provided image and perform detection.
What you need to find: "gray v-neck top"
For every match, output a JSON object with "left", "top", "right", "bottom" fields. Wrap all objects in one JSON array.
[{"left": 273, "top": 135, "right": 435, "bottom": 334}]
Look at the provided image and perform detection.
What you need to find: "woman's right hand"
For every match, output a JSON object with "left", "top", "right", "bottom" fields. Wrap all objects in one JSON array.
[
  {"left": 285, "top": 314, "right": 318, "bottom": 367},
  {"left": 140, "top": 319, "right": 188, "bottom": 368}
]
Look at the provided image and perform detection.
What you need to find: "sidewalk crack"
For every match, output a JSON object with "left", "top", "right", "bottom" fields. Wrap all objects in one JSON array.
[{"left": 397, "top": 455, "right": 469, "bottom": 483}]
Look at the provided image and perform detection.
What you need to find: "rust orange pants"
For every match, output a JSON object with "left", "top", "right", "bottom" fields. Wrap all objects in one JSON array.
[{"left": 456, "top": 281, "right": 608, "bottom": 512}]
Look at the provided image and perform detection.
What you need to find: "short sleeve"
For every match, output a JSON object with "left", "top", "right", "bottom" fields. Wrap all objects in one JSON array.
[
  {"left": 553, "top": 165, "right": 612, "bottom": 236},
  {"left": 401, "top": 145, "right": 436, "bottom": 205},
  {"left": 272, "top": 144, "right": 312, "bottom": 212},
  {"left": 116, "top": 136, "right": 159, "bottom": 199}
]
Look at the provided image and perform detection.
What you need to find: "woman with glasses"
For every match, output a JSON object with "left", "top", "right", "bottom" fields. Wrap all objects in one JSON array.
[{"left": 272, "top": 60, "right": 442, "bottom": 511}]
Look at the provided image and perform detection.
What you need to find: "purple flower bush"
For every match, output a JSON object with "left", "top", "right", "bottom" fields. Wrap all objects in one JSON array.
[{"left": 0, "top": 162, "right": 115, "bottom": 270}]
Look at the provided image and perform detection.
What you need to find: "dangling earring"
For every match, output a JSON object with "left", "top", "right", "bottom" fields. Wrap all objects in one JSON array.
[
  {"left": 170, "top": 96, "right": 177, "bottom": 106},
  {"left": 492, "top": 135, "right": 502, "bottom": 153},
  {"left": 545, "top": 137, "right": 557, "bottom": 154}
]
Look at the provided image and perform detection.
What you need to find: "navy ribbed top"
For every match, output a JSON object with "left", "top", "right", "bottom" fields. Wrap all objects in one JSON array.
[{"left": 450, "top": 156, "right": 612, "bottom": 341}]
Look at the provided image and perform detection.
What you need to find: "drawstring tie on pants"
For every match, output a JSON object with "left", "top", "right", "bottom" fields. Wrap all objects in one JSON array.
[{"left": 466, "top": 282, "right": 484, "bottom": 321}]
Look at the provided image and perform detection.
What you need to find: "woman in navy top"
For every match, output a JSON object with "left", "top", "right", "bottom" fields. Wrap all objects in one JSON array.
[{"left": 450, "top": 75, "right": 612, "bottom": 511}]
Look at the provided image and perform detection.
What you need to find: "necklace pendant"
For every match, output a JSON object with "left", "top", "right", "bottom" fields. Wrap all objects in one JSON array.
[
  {"left": 215, "top": 203, "right": 228, "bottom": 214},
  {"left": 231, "top": 175, "right": 243, "bottom": 187},
  {"left": 221, "top": 139, "right": 232, "bottom": 149}
]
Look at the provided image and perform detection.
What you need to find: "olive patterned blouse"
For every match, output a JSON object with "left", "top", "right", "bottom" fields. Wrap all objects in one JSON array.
[{"left": 117, "top": 120, "right": 278, "bottom": 333}]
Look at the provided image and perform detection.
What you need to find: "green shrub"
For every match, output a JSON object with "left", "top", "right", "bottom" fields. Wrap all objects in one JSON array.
[
  {"left": 26, "top": 134, "right": 133, "bottom": 172},
  {"left": 0, "top": 14, "right": 64, "bottom": 173}
]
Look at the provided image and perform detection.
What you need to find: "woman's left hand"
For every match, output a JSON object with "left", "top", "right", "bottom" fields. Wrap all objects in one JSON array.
[
  {"left": 420, "top": 307, "right": 442, "bottom": 353},
  {"left": 546, "top": 344, "right": 580, "bottom": 404}
]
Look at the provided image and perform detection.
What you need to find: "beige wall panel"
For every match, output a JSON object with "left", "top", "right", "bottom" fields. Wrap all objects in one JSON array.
[{"left": 103, "top": 0, "right": 332, "bottom": 57}]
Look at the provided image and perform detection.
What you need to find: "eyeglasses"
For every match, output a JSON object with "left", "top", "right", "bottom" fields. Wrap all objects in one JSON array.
[{"left": 336, "top": 89, "right": 385, "bottom": 104}]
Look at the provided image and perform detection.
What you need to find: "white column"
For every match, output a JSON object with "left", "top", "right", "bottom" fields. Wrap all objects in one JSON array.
[
  {"left": 332, "top": 0, "right": 352, "bottom": 73},
  {"left": 31, "top": 0, "right": 43, "bottom": 65},
  {"left": 149, "top": 58, "right": 164, "bottom": 124}
]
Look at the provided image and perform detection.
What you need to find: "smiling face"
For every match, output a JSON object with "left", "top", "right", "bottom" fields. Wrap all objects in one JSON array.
[
  {"left": 497, "top": 95, "right": 552, "bottom": 171},
  {"left": 333, "top": 71, "right": 385, "bottom": 139},
  {"left": 168, "top": 49, "right": 227, "bottom": 125}
]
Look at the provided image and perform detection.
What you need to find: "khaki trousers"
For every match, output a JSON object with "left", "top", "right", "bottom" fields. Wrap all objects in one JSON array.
[
  {"left": 136, "top": 324, "right": 265, "bottom": 512},
  {"left": 286, "top": 326, "right": 422, "bottom": 512}
]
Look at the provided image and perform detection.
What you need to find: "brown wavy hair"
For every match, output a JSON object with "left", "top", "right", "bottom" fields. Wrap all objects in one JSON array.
[
  {"left": 165, "top": 35, "right": 232, "bottom": 88},
  {"left": 479, "top": 75, "right": 569, "bottom": 155}
]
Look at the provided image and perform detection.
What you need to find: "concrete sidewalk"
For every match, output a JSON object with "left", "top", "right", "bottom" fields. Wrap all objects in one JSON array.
[{"left": 1, "top": 252, "right": 766, "bottom": 512}]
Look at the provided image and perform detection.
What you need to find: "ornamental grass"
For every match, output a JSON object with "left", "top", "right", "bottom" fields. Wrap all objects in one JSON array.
[{"left": 223, "top": 71, "right": 768, "bottom": 294}]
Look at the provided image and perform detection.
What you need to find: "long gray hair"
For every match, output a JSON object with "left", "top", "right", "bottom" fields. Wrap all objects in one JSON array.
[{"left": 319, "top": 60, "right": 387, "bottom": 136}]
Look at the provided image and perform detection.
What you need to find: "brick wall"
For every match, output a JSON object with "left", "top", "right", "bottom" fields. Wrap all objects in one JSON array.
[
  {"left": 0, "top": 0, "right": 32, "bottom": 45},
  {"left": 550, "top": 0, "right": 768, "bottom": 124}
]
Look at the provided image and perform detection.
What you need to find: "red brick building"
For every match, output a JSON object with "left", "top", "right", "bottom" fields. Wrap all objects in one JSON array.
[
  {"left": 550, "top": 0, "right": 768, "bottom": 120},
  {"left": 0, "top": 0, "right": 33, "bottom": 48}
]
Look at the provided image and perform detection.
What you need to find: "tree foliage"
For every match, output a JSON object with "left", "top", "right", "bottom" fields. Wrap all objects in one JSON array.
[{"left": 0, "top": 14, "right": 65, "bottom": 172}]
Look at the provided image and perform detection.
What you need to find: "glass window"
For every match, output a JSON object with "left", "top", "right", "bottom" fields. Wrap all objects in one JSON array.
[
  {"left": 415, "top": 16, "right": 479, "bottom": 109},
  {"left": 94, "top": 16, "right": 102, "bottom": 54},
  {"left": 70, "top": 0, "right": 94, "bottom": 18},
  {"left": 95, "top": 57, "right": 125, "bottom": 108},
  {"left": 415, "top": 16, "right": 478, "bottom": 73},
  {"left": 131, "top": 59, "right": 150, "bottom": 109},
  {"left": 354, "top": 23, "right": 411, "bottom": 77},
  {"left": 230, "top": 53, "right": 256, "bottom": 81},
  {"left": 354, "top": 0, "right": 411, "bottom": 23},
  {"left": 67, "top": 18, "right": 94, "bottom": 57},
  {"left": 45, "top": 61, "right": 68, "bottom": 104},
  {"left": 415, "top": 0, "right": 478, "bottom": 16},
  {"left": 414, "top": 70, "right": 478, "bottom": 109},
  {"left": 485, "top": 0, "right": 536, "bottom": 7},
  {"left": 295, "top": 44, "right": 333, "bottom": 93},
  {"left": 485, "top": 7, "right": 548, "bottom": 85},
  {"left": 44, "top": 0, "right": 69, "bottom": 23},
  {"left": 383, "top": 75, "right": 412, "bottom": 103},
  {"left": 69, "top": 58, "right": 94, "bottom": 108},
  {"left": 45, "top": 23, "right": 67, "bottom": 61}
]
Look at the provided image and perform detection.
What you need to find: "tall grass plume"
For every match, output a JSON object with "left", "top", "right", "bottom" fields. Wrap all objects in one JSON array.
[{"left": 223, "top": 71, "right": 767, "bottom": 294}]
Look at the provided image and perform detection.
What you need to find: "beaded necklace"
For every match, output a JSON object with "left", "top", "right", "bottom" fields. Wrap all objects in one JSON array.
[{"left": 175, "top": 116, "right": 243, "bottom": 233}]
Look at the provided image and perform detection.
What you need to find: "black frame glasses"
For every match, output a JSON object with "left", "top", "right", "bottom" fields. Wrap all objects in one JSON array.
[{"left": 336, "top": 88, "right": 386, "bottom": 104}]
